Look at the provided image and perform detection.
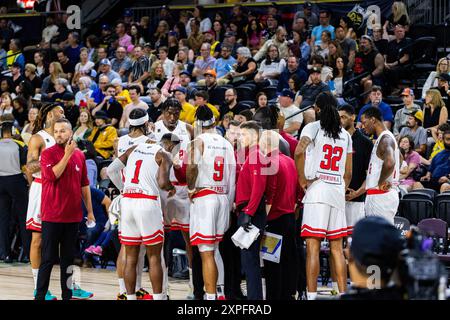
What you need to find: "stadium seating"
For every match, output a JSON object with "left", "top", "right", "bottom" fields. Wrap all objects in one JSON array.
[
  {"left": 435, "top": 193, "right": 450, "bottom": 225},
  {"left": 394, "top": 216, "right": 411, "bottom": 237},
  {"left": 399, "top": 197, "right": 434, "bottom": 225}
]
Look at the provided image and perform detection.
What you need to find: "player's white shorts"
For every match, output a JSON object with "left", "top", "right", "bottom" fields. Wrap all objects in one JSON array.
[
  {"left": 365, "top": 189, "right": 399, "bottom": 225},
  {"left": 160, "top": 184, "right": 190, "bottom": 232},
  {"left": 189, "top": 190, "right": 230, "bottom": 246},
  {"left": 345, "top": 201, "right": 366, "bottom": 235},
  {"left": 120, "top": 193, "right": 164, "bottom": 246},
  {"left": 301, "top": 203, "right": 348, "bottom": 239},
  {"left": 26, "top": 179, "right": 42, "bottom": 232}
]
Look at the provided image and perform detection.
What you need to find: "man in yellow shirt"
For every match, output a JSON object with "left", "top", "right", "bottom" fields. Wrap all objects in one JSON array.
[
  {"left": 185, "top": 90, "right": 220, "bottom": 125},
  {"left": 88, "top": 111, "right": 118, "bottom": 159},
  {"left": 421, "top": 123, "right": 450, "bottom": 165},
  {"left": 112, "top": 79, "right": 131, "bottom": 108},
  {"left": 173, "top": 86, "right": 195, "bottom": 124}
]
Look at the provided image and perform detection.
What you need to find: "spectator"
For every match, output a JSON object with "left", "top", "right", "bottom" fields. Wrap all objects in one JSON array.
[
  {"left": 98, "top": 59, "right": 121, "bottom": 83},
  {"left": 175, "top": 46, "right": 195, "bottom": 76},
  {"left": 310, "top": 10, "right": 335, "bottom": 47},
  {"left": 64, "top": 32, "right": 82, "bottom": 65},
  {"left": 215, "top": 31, "right": 242, "bottom": 59},
  {"left": 254, "top": 44, "right": 286, "bottom": 89},
  {"left": 24, "top": 64, "right": 42, "bottom": 94},
  {"left": 234, "top": 109, "right": 254, "bottom": 124},
  {"left": 173, "top": 86, "right": 195, "bottom": 124},
  {"left": 327, "top": 40, "right": 343, "bottom": 70},
  {"left": 41, "top": 62, "right": 66, "bottom": 102},
  {"left": 383, "top": 1, "right": 411, "bottom": 39},
  {"left": 111, "top": 46, "right": 133, "bottom": 83},
  {"left": 75, "top": 76, "right": 93, "bottom": 107},
  {"left": 339, "top": 16, "right": 357, "bottom": 40},
  {"left": 57, "top": 49, "right": 76, "bottom": 82},
  {"left": 423, "top": 89, "right": 449, "bottom": 136},
  {"left": 21, "top": 105, "right": 38, "bottom": 144},
  {"left": 130, "top": 23, "right": 145, "bottom": 46},
  {"left": 147, "top": 87, "right": 165, "bottom": 122},
  {"left": 292, "top": 17, "right": 310, "bottom": 41},
  {"left": 422, "top": 57, "right": 450, "bottom": 99},
  {"left": 111, "top": 79, "right": 131, "bottom": 108},
  {"left": 186, "top": 6, "right": 212, "bottom": 36},
  {"left": 146, "top": 61, "right": 167, "bottom": 91},
  {"left": 230, "top": 4, "right": 248, "bottom": 30},
  {"left": 398, "top": 135, "right": 421, "bottom": 193},
  {"left": 0, "top": 78, "right": 13, "bottom": 95},
  {"left": 93, "top": 47, "right": 109, "bottom": 71},
  {"left": 372, "top": 24, "right": 389, "bottom": 56},
  {"left": 314, "top": 30, "right": 332, "bottom": 60},
  {"left": 413, "top": 130, "right": 450, "bottom": 193},
  {"left": 296, "top": 66, "right": 330, "bottom": 123},
  {"left": 200, "top": 69, "right": 220, "bottom": 106},
  {"left": 193, "top": 43, "right": 216, "bottom": 82},
  {"left": 421, "top": 123, "right": 450, "bottom": 165},
  {"left": 255, "top": 92, "right": 268, "bottom": 111},
  {"left": 393, "top": 88, "right": 421, "bottom": 136},
  {"left": 335, "top": 25, "right": 356, "bottom": 69},
  {"left": 436, "top": 73, "right": 450, "bottom": 109},
  {"left": 88, "top": 111, "right": 118, "bottom": 159},
  {"left": 278, "top": 88, "right": 303, "bottom": 136},
  {"left": 214, "top": 44, "right": 236, "bottom": 85},
  {"left": 10, "top": 62, "right": 24, "bottom": 94},
  {"left": 288, "top": 30, "right": 310, "bottom": 68},
  {"left": 294, "top": 2, "right": 319, "bottom": 31},
  {"left": 50, "top": 78, "right": 70, "bottom": 102},
  {"left": 212, "top": 20, "right": 225, "bottom": 43},
  {"left": 76, "top": 140, "right": 98, "bottom": 188},
  {"left": 0, "top": 92, "right": 13, "bottom": 117},
  {"left": 91, "top": 84, "right": 123, "bottom": 128},
  {"left": 81, "top": 186, "right": 110, "bottom": 249},
  {"left": 73, "top": 109, "right": 94, "bottom": 141},
  {"left": 308, "top": 54, "right": 333, "bottom": 85},
  {"left": 34, "top": 51, "right": 48, "bottom": 78},
  {"left": 398, "top": 110, "right": 428, "bottom": 156},
  {"left": 157, "top": 46, "right": 175, "bottom": 82},
  {"left": 12, "top": 96, "right": 29, "bottom": 129},
  {"left": 353, "top": 35, "right": 385, "bottom": 101},
  {"left": 220, "top": 88, "right": 249, "bottom": 120},
  {"left": 278, "top": 56, "right": 308, "bottom": 93},
  {"left": 357, "top": 86, "right": 393, "bottom": 130},
  {"left": 228, "top": 20, "right": 246, "bottom": 46},
  {"left": 226, "top": 47, "right": 257, "bottom": 86},
  {"left": 116, "top": 22, "right": 132, "bottom": 49},
  {"left": 167, "top": 31, "right": 180, "bottom": 61},
  {"left": 263, "top": 14, "right": 279, "bottom": 41},
  {"left": 202, "top": 30, "right": 220, "bottom": 56},
  {"left": 246, "top": 19, "right": 264, "bottom": 55},
  {"left": 85, "top": 34, "right": 100, "bottom": 64},
  {"left": 331, "top": 56, "right": 351, "bottom": 99},
  {"left": 161, "top": 63, "right": 183, "bottom": 97},
  {"left": 120, "top": 85, "right": 149, "bottom": 128},
  {"left": 187, "top": 19, "right": 205, "bottom": 54},
  {"left": 6, "top": 39, "right": 24, "bottom": 69},
  {"left": 128, "top": 45, "right": 151, "bottom": 87},
  {"left": 60, "top": 92, "right": 79, "bottom": 129},
  {"left": 384, "top": 25, "right": 412, "bottom": 95},
  {"left": 254, "top": 27, "right": 289, "bottom": 63},
  {"left": 188, "top": 90, "right": 220, "bottom": 124}
]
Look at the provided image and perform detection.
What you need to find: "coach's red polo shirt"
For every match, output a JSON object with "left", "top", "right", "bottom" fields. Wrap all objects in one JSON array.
[
  {"left": 235, "top": 145, "right": 268, "bottom": 216},
  {"left": 40, "top": 144, "right": 90, "bottom": 223},
  {"left": 265, "top": 150, "right": 303, "bottom": 221}
]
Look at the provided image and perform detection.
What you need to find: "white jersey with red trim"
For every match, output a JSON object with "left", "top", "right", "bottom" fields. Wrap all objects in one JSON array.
[
  {"left": 366, "top": 130, "right": 400, "bottom": 190},
  {"left": 301, "top": 121, "right": 352, "bottom": 210},
  {"left": 123, "top": 143, "right": 162, "bottom": 197},
  {"left": 117, "top": 134, "right": 149, "bottom": 157},
  {"left": 194, "top": 132, "right": 236, "bottom": 197},
  {"left": 32, "top": 130, "right": 55, "bottom": 179}
]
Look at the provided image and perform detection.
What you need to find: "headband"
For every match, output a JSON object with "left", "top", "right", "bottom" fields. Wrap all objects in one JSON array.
[
  {"left": 128, "top": 114, "right": 149, "bottom": 126},
  {"left": 196, "top": 116, "right": 215, "bottom": 128}
]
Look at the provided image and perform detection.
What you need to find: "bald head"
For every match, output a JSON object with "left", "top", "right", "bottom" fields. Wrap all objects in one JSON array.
[{"left": 259, "top": 130, "right": 280, "bottom": 155}]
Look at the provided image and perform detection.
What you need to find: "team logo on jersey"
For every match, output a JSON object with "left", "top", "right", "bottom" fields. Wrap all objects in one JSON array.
[{"left": 75, "top": 165, "right": 80, "bottom": 172}]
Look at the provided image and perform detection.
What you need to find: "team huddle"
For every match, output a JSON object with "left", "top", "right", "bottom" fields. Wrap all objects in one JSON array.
[{"left": 25, "top": 91, "right": 401, "bottom": 300}]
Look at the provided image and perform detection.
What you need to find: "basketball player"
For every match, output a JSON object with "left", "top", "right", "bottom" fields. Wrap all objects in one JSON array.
[
  {"left": 186, "top": 105, "right": 236, "bottom": 300},
  {"left": 26, "top": 104, "right": 62, "bottom": 300},
  {"left": 295, "top": 92, "right": 353, "bottom": 300},
  {"left": 360, "top": 107, "right": 400, "bottom": 225},
  {"left": 107, "top": 138, "right": 175, "bottom": 300},
  {"left": 152, "top": 97, "right": 195, "bottom": 297},
  {"left": 115, "top": 109, "right": 154, "bottom": 300}
]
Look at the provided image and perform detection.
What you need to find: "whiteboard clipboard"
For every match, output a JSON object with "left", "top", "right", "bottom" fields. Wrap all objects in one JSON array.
[{"left": 260, "top": 232, "right": 283, "bottom": 263}]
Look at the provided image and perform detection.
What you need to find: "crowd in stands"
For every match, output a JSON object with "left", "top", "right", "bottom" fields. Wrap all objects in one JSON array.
[{"left": 0, "top": 1, "right": 450, "bottom": 270}]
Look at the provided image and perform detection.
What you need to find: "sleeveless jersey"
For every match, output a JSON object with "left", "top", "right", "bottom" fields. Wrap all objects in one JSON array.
[
  {"left": 366, "top": 130, "right": 400, "bottom": 190},
  {"left": 32, "top": 130, "right": 56, "bottom": 179},
  {"left": 154, "top": 120, "right": 191, "bottom": 182},
  {"left": 195, "top": 132, "right": 235, "bottom": 195},
  {"left": 117, "top": 134, "right": 149, "bottom": 157},
  {"left": 301, "top": 121, "right": 352, "bottom": 210},
  {"left": 123, "top": 143, "right": 162, "bottom": 196}
]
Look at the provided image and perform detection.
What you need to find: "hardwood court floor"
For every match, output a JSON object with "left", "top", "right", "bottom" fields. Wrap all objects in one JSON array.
[{"left": 0, "top": 262, "right": 190, "bottom": 300}]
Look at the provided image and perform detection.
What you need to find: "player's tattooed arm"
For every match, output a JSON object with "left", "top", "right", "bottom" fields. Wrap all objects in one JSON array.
[
  {"left": 294, "top": 136, "right": 312, "bottom": 190},
  {"left": 376, "top": 135, "right": 396, "bottom": 190},
  {"left": 156, "top": 149, "right": 174, "bottom": 192},
  {"left": 26, "top": 134, "right": 43, "bottom": 174}
]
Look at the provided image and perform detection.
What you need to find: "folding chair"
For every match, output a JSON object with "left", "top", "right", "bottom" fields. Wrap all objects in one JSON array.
[{"left": 398, "top": 198, "right": 434, "bottom": 225}]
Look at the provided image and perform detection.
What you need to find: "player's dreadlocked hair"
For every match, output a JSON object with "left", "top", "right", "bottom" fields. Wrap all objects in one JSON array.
[
  {"left": 32, "top": 103, "right": 61, "bottom": 135},
  {"left": 162, "top": 96, "right": 182, "bottom": 111},
  {"left": 315, "top": 92, "right": 341, "bottom": 140},
  {"left": 129, "top": 108, "right": 148, "bottom": 134}
]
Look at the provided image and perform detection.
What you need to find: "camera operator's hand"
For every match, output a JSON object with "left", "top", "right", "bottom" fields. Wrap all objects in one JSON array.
[
  {"left": 421, "top": 174, "right": 431, "bottom": 182},
  {"left": 239, "top": 213, "right": 253, "bottom": 233}
]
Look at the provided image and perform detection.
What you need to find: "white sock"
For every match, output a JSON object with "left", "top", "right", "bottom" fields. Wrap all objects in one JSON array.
[
  {"left": 307, "top": 292, "right": 317, "bottom": 300},
  {"left": 205, "top": 293, "right": 216, "bottom": 300},
  {"left": 188, "top": 267, "right": 193, "bottom": 294},
  {"left": 214, "top": 246, "right": 225, "bottom": 295},
  {"left": 332, "top": 281, "right": 339, "bottom": 293},
  {"left": 127, "top": 294, "right": 137, "bottom": 300},
  {"left": 152, "top": 293, "right": 167, "bottom": 300},
  {"left": 32, "top": 269, "right": 39, "bottom": 290},
  {"left": 262, "top": 278, "right": 267, "bottom": 300},
  {"left": 118, "top": 278, "right": 126, "bottom": 294},
  {"left": 135, "top": 246, "right": 146, "bottom": 291},
  {"left": 161, "top": 251, "right": 169, "bottom": 296}
]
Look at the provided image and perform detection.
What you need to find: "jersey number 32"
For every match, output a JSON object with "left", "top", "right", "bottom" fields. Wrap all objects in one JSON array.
[{"left": 320, "top": 144, "right": 343, "bottom": 172}]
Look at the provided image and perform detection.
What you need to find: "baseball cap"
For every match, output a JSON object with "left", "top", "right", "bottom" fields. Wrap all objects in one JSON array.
[
  {"left": 437, "top": 73, "right": 450, "bottom": 82},
  {"left": 62, "top": 92, "right": 75, "bottom": 101},
  {"left": 310, "top": 66, "right": 322, "bottom": 74},
  {"left": 401, "top": 88, "right": 414, "bottom": 97},
  {"left": 351, "top": 216, "right": 404, "bottom": 270},
  {"left": 100, "top": 59, "right": 111, "bottom": 66},
  {"left": 304, "top": 1, "right": 313, "bottom": 8},
  {"left": 280, "top": 88, "right": 295, "bottom": 100},
  {"left": 408, "top": 109, "right": 424, "bottom": 123},
  {"left": 203, "top": 29, "right": 215, "bottom": 36},
  {"left": 101, "top": 24, "right": 111, "bottom": 31},
  {"left": 224, "top": 31, "right": 237, "bottom": 38},
  {"left": 180, "top": 70, "right": 191, "bottom": 77},
  {"left": 204, "top": 69, "right": 217, "bottom": 78},
  {"left": 123, "top": 9, "right": 133, "bottom": 17},
  {"left": 94, "top": 110, "right": 110, "bottom": 120},
  {"left": 174, "top": 86, "right": 187, "bottom": 95}
]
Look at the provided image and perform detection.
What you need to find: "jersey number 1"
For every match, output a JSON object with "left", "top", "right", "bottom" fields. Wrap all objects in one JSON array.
[
  {"left": 320, "top": 145, "right": 343, "bottom": 171},
  {"left": 131, "top": 160, "right": 143, "bottom": 184},
  {"left": 213, "top": 156, "right": 224, "bottom": 182}
]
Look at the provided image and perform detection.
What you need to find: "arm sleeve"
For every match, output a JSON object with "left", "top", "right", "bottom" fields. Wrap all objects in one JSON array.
[
  {"left": 40, "top": 149, "right": 57, "bottom": 182},
  {"left": 107, "top": 158, "right": 125, "bottom": 191}
]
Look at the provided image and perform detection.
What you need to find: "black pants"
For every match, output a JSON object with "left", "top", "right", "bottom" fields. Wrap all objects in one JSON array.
[
  {"left": 296, "top": 209, "right": 307, "bottom": 297},
  {"left": 264, "top": 214, "right": 298, "bottom": 300},
  {"left": 220, "top": 211, "right": 243, "bottom": 299},
  {"left": 238, "top": 199, "right": 266, "bottom": 300},
  {"left": 36, "top": 222, "right": 79, "bottom": 300},
  {"left": 0, "top": 174, "right": 30, "bottom": 259}
]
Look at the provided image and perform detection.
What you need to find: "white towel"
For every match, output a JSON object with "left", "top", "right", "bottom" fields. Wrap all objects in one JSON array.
[
  {"left": 231, "top": 225, "right": 260, "bottom": 249},
  {"left": 108, "top": 195, "right": 122, "bottom": 224}
]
